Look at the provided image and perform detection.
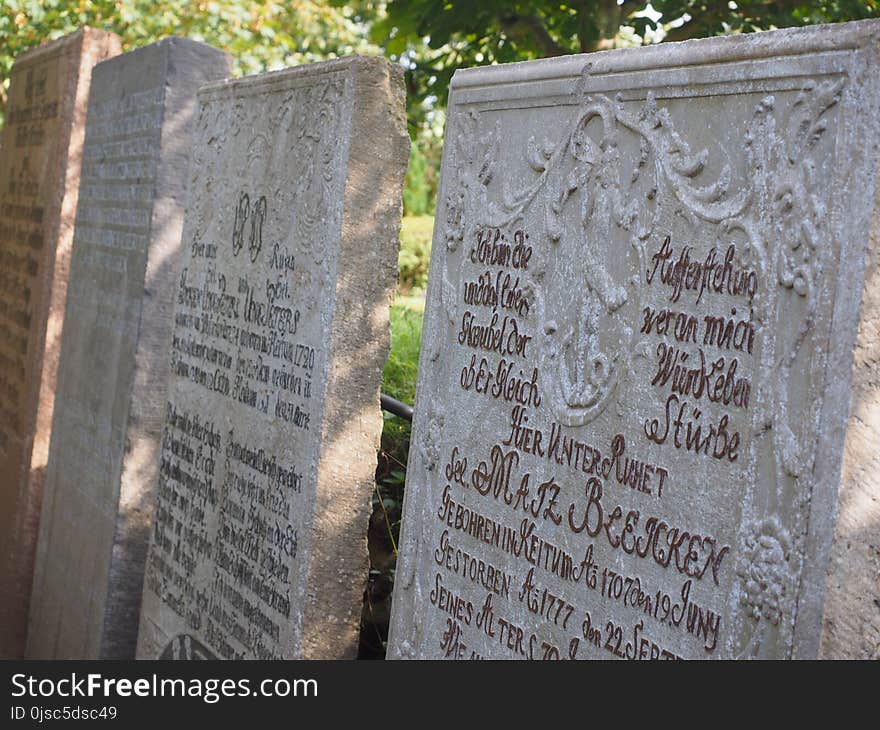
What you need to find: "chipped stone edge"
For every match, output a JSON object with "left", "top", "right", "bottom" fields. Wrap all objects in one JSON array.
[
  {"left": 196, "top": 55, "right": 377, "bottom": 101},
  {"left": 450, "top": 19, "right": 880, "bottom": 90},
  {"left": 298, "top": 56, "right": 409, "bottom": 659},
  {"left": 805, "top": 32, "right": 880, "bottom": 658}
]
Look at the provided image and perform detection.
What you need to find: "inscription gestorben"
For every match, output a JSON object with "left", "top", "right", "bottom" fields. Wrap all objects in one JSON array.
[
  {"left": 136, "top": 56, "right": 408, "bottom": 660},
  {"left": 0, "top": 29, "right": 120, "bottom": 659},
  {"left": 388, "top": 22, "right": 880, "bottom": 659}
]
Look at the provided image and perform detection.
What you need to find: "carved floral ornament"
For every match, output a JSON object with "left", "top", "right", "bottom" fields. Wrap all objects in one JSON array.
[
  {"left": 736, "top": 516, "right": 793, "bottom": 626},
  {"left": 292, "top": 78, "right": 344, "bottom": 253},
  {"left": 417, "top": 407, "right": 445, "bottom": 472}
]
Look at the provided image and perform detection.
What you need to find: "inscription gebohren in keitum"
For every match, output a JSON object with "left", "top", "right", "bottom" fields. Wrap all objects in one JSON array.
[
  {"left": 445, "top": 433, "right": 727, "bottom": 584},
  {"left": 430, "top": 213, "right": 739, "bottom": 659},
  {"left": 432, "top": 423, "right": 730, "bottom": 657},
  {"left": 432, "top": 508, "right": 720, "bottom": 657}
]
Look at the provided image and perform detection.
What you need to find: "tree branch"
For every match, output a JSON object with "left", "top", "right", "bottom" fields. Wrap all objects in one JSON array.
[
  {"left": 578, "top": 0, "right": 627, "bottom": 53},
  {"left": 619, "top": 0, "right": 645, "bottom": 13},
  {"left": 662, "top": 9, "right": 731, "bottom": 44},
  {"left": 498, "top": 13, "right": 568, "bottom": 56},
  {"left": 662, "top": 19, "right": 699, "bottom": 44}
]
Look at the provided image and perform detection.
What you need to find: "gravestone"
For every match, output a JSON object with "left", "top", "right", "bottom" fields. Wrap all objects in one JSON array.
[
  {"left": 387, "top": 20, "right": 880, "bottom": 660},
  {"left": 0, "top": 28, "right": 120, "bottom": 659},
  {"left": 25, "top": 38, "right": 231, "bottom": 660},
  {"left": 135, "top": 56, "right": 409, "bottom": 660}
]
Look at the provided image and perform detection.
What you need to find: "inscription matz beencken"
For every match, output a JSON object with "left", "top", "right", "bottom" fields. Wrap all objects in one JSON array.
[{"left": 388, "top": 22, "right": 880, "bottom": 659}]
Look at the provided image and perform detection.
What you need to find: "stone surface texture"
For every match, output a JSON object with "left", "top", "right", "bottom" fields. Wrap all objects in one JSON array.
[
  {"left": 818, "top": 136, "right": 880, "bottom": 660},
  {"left": 0, "top": 28, "right": 120, "bottom": 659},
  {"left": 135, "top": 55, "right": 408, "bottom": 659},
  {"left": 26, "top": 38, "right": 231, "bottom": 660},
  {"left": 388, "top": 21, "right": 880, "bottom": 660}
]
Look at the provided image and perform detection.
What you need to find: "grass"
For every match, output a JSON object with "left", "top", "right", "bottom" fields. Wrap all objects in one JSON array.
[
  {"left": 383, "top": 296, "right": 424, "bottom": 404},
  {"left": 397, "top": 215, "right": 434, "bottom": 295},
  {"left": 380, "top": 294, "right": 424, "bottom": 468}
]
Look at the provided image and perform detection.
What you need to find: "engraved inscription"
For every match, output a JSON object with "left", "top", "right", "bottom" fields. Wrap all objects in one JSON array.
[
  {"left": 394, "top": 62, "right": 848, "bottom": 660},
  {"left": 143, "top": 73, "right": 346, "bottom": 659},
  {"left": 0, "top": 57, "right": 61, "bottom": 457}
]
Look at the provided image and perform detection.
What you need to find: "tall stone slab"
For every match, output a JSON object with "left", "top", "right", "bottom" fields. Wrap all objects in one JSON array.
[
  {"left": 388, "top": 21, "right": 880, "bottom": 660},
  {"left": 0, "top": 28, "right": 120, "bottom": 659},
  {"left": 135, "top": 56, "right": 409, "bottom": 660},
  {"left": 25, "top": 39, "right": 231, "bottom": 660}
]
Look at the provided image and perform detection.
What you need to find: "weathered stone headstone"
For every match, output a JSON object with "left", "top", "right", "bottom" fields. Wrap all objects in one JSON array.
[
  {"left": 0, "top": 28, "right": 120, "bottom": 659},
  {"left": 25, "top": 38, "right": 231, "bottom": 660},
  {"left": 387, "top": 21, "right": 880, "bottom": 660},
  {"left": 135, "top": 56, "right": 409, "bottom": 660}
]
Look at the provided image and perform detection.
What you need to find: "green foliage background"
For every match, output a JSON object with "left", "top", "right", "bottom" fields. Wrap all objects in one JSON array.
[
  {"left": 0, "top": 1, "right": 382, "bottom": 81},
  {"left": 3, "top": 1, "right": 878, "bottom": 212}
]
